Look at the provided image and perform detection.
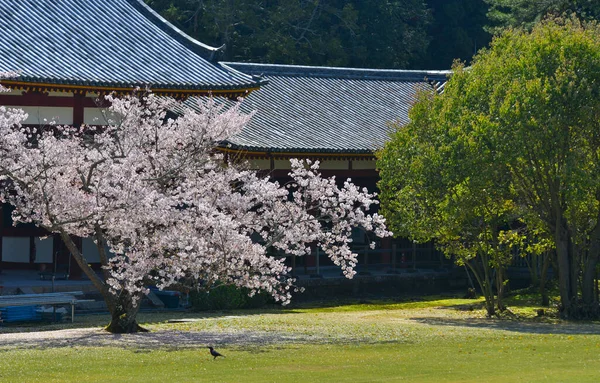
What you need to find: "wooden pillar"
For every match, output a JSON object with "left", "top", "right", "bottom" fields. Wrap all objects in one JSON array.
[
  {"left": 53, "top": 235, "right": 83, "bottom": 279},
  {"left": 0, "top": 204, "right": 3, "bottom": 267},
  {"left": 315, "top": 247, "right": 320, "bottom": 276},
  {"left": 381, "top": 237, "right": 391, "bottom": 264},
  {"left": 412, "top": 241, "right": 417, "bottom": 270},
  {"left": 73, "top": 92, "right": 85, "bottom": 126}
]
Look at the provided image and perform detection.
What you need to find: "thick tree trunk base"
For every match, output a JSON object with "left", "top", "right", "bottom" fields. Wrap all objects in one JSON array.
[
  {"left": 104, "top": 294, "right": 147, "bottom": 334},
  {"left": 559, "top": 301, "right": 600, "bottom": 320},
  {"left": 484, "top": 302, "right": 496, "bottom": 317},
  {"left": 106, "top": 318, "right": 149, "bottom": 334},
  {"left": 540, "top": 292, "right": 550, "bottom": 307}
]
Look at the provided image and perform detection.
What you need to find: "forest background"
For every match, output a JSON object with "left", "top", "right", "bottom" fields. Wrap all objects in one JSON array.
[{"left": 145, "top": 0, "right": 600, "bottom": 70}]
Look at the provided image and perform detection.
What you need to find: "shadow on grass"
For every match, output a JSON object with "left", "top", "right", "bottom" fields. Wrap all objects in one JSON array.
[
  {"left": 0, "top": 304, "right": 297, "bottom": 334},
  {"left": 0, "top": 326, "right": 322, "bottom": 351},
  {"left": 137, "top": 293, "right": 469, "bottom": 325},
  {"left": 410, "top": 316, "right": 600, "bottom": 335},
  {"left": 0, "top": 292, "right": 471, "bottom": 336}
]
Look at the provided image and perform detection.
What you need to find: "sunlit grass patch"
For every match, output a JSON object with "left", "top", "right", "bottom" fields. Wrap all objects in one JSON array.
[
  {"left": 2, "top": 334, "right": 600, "bottom": 382},
  {"left": 288, "top": 295, "right": 485, "bottom": 313},
  {"left": 2, "top": 295, "right": 600, "bottom": 382}
]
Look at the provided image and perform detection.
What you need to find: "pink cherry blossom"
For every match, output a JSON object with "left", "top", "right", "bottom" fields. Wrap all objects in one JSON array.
[{"left": 0, "top": 87, "right": 391, "bottom": 332}]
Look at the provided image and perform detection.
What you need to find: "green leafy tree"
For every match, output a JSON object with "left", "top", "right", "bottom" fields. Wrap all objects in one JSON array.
[
  {"left": 377, "top": 83, "right": 516, "bottom": 316},
  {"left": 521, "top": 227, "right": 554, "bottom": 306},
  {"left": 381, "top": 17, "right": 600, "bottom": 318},
  {"left": 485, "top": 0, "right": 600, "bottom": 33},
  {"left": 479, "top": 18, "right": 600, "bottom": 317}
]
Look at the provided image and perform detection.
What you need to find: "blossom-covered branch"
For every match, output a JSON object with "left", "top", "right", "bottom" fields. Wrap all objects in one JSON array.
[{"left": 0, "top": 91, "right": 390, "bottom": 332}]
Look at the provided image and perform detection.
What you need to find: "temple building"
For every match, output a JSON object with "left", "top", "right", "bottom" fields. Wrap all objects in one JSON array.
[
  {"left": 214, "top": 63, "right": 450, "bottom": 272},
  {"left": 220, "top": 62, "right": 447, "bottom": 177},
  {"left": 0, "top": 0, "right": 263, "bottom": 275},
  {"left": 0, "top": 0, "right": 451, "bottom": 277}
]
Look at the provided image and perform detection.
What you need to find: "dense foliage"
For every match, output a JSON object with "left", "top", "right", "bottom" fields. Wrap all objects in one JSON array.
[
  {"left": 378, "top": 18, "right": 600, "bottom": 318},
  {"left": 146, "top": 0, "right": 493, "bottom": 70},
  {"left": 485, "top": 0, "right": 600, "bottom": 33},
  {"left": 146, "top": 1, "right": 600, "bottom": 69},
  {"left": 376, "top": 62, "right": 516, "bottom": 316},
  {"left": 146, "top": 0, "right": 430, "bottom": 68},
  {"left": 424, "top": 0, "right": 491, "bottom": 69}
]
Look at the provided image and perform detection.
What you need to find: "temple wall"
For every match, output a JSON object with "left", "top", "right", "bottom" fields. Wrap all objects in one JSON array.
[
  {"left": 0, "top": 236, "right": 55, "bottom": 264},
  {"left": 20, "top": 106, "right": 73, "bottom": 125},
  {"left": 1, "top": 236, "right": 30, "bottom": 263},
  {"left": 84, "top": 107, "right": 109, "bottom": 125},
  {"left": 1, "top": 90, "right": 24, "bottom": 96},
  {"left": 82, "top": 237, "right": 101, "bottom": 263},
  {"left": 352, "top": 160, "right": 377, "bottom": 170},
  {"left": 272, "top": 159, "right": 352, "bottom": 170},
  {"left": 319, "top": 160, "right": 349, "bottom": 170},
  {"left": 47, "top": 91, "right": 74, "bottom": 97},
  {"left": 247, "top": 159, "right": 270, "bottom": 169},
  {"left": 34, "top": 236, "right": 54, "bottom": 263},
  {"left": 274, "top": 159, "right": 291, "bottom": 169}
]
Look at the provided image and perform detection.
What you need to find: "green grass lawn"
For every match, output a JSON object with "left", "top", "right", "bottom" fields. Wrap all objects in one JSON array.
[{"left": 1, "top": 295, "right": 599, "bottom": 382}]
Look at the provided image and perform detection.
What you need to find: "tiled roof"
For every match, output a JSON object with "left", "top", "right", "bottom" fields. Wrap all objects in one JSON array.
[
  {"left": 214, "top": 63, "right": 450, "bottom": 154},
  {"left": 0, "top": 0, "right": 262, "bottom": 94}
]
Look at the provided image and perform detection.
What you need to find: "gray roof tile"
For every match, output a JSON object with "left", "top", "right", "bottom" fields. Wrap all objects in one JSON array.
[
  {"left": 0, "top": 0, "right": 260, "bottom": 92},
  {"left": 216, "top": 63, "right": 450, "bottom": 154}
]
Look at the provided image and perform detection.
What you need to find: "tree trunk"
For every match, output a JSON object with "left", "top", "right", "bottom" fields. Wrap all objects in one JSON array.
[
  {"left": 482, "top": 282, "right": 496, "bottom": 317},
  {"left": 540, "top": 251, "right": 551, "bottom": 307},
  {"left": 104, "top": 291, "right": 148, "bottom": 334},
  {"left": 569, "top": 239, "right": 580, "bottom": 301},
  {"left": 580, "top": 247, "right": 599, "bottom": 318},
  {"left": 58, "top": 230, "right": 106, "bottom": 293},
  {"left": 495, "top": 266, "right": 506, "bottom": 312},
  {"left": 57, "top": 229, "right": 148, "bottom": 333},
  {"left": 582, "top": 253, "right": 599, "bottom": 305},
  {"left": 555, "top": 229, "right": 573, "bottom": 317},
  {"left": 582, "top": 215, "right": 600, "bottom": 306},
  {"left": 528, "top": 253, "right": 539, "bottom": 291},
  {"left": 466, "top": 259, "right": 496, "bottom": 317}
]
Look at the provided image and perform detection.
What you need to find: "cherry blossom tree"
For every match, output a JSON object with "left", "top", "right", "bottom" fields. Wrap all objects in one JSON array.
[{"left": 0, "top": 89, "right": 390, "bottom": 333}]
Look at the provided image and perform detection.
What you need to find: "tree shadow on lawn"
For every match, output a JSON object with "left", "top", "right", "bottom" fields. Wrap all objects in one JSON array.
[
  {"left": 137, "top": 293, "right": 460, "bottom": 326},
  {"left": 410, "top": 315, "right": 600, "bottom": 335},
  {"left": 0, "top": 293, "right": 468, "bottom": 335},
  {"left": 0, "top": 327, "right": 321, "bottom": 351},
  {"left": 0, "top": 305, "right": 301, "bottom": 335}
]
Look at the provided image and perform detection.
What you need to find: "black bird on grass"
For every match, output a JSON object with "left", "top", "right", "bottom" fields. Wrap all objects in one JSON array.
[{"left": 207, "top": 346, "right": 225, "bottom": 360}]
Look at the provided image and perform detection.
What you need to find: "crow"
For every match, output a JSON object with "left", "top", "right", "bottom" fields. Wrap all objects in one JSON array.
[{"left": 207, "top": 346, "right": 225, "bottom": 360}]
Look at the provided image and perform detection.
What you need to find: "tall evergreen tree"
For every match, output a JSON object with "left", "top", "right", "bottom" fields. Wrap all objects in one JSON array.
[
  {"left": 424, "top": 0, "right": 492, "bottom": 69},
  {"left": 485, "top": 0, "right": 600, "bottom": 33},
  {"left": 146, "top": 0, "right": 431, "bottom": 68}
]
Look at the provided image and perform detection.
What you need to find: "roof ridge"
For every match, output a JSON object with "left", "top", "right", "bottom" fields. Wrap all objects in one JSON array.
[
  {"left": 127, "top": 0, "right": 224, "bottom": 62},
  {"left": 220, "top": 62, "right": 268, "bottom": 88},
  {"left": 0, "top": 0, "right": 259, "bottom": 94},
  {"left": 222, "top": 62, "right": 451, "bottom": 82}
]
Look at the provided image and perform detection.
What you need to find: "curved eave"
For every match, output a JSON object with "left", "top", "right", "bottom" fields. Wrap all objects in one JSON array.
[
  {"left": 222, "top": 62, "right": 452, "bottom": 82},
  {"left": 1, "top": 80, "right": 260, "bottom": 98},
  {"left": 218, "top": 145, "right": 377, "bottom": 160},
  {"left": 128, "top": 0, "right": 223, "bottom": 61}
]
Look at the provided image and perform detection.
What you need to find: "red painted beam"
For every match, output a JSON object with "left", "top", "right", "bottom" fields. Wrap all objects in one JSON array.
[{"left": 0, "top": 93, "right": 104, "bottom": 108}]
